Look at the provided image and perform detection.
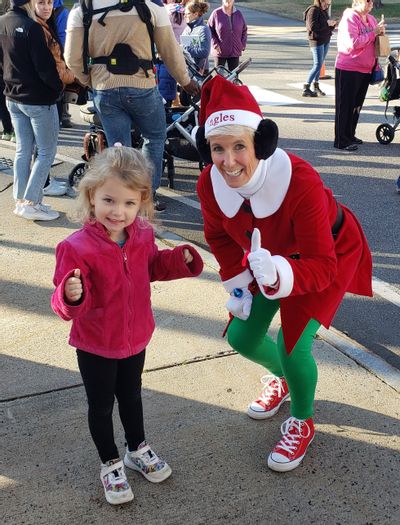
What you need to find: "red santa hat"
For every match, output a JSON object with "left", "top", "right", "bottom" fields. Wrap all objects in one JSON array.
[{"left": 200, "top": 75, "right": 263, "bottom": 137}]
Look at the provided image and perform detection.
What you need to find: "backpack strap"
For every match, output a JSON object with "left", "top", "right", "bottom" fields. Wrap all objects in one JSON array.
[{"left": 80, "top": 0, "right": 93, "bottom": 75}]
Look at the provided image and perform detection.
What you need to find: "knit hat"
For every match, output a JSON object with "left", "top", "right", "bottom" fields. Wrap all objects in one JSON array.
[
  {"left": 11, "top": 0, "right": 31, "bottom": 6},
  {"left": 199, "top": 75, "right": 263, "bottom": 137}
]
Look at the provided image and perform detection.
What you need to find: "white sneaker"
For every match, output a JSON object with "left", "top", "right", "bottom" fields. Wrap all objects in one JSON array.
[
  {"left": 100, "top": 459, "right": 134, "bottom": 505},
  {"left": 124, "top": 442, "right": 172, "bottom": 483},
  {"left": 13, "top": 201, "right": 24, "bottom": 216},
  {"left": 43, "top": 178, "right": 67, "bottom": 196},
  {"left": 19, "top": 203, "right": 59, "bottom": 221}
]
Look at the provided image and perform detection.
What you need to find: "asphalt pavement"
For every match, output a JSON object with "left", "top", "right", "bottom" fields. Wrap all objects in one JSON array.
[{"left": 1, "top": 5, "right": 399, "bottom": 525}]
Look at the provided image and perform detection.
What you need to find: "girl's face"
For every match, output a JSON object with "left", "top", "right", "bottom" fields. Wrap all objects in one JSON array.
[
  {"left": 34, "top": 0, "right": 53, "bottom": 20},
  {"left": 184, "top": 8, "right": 199, "bottom": 23},
  {"left": 209, "top": 133, "right": 259, "bottom": 189},
  {"left": 89, "top": 175, "right": 142, "bottom": 242}
]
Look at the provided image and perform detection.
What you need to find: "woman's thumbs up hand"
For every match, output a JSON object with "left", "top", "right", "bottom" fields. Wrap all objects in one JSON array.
[
  {"left": 247, "top": 228, "right": 278, "bottom": 287},
  {"left": 64, "top": 268, "right": 83, "bottom": 303}
]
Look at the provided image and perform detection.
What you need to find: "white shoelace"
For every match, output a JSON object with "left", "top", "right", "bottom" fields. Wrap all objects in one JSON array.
[
  {"left": 275, "top": 417, "right": 312, "bottom": 455},
  {"left": 258, "top": 374, "right": 285, "bottom": 404}
]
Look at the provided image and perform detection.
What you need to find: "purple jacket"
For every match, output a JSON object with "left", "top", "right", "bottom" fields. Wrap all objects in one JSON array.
[{"left": 208, "top": 7, "right": 247, "bottom": 58}]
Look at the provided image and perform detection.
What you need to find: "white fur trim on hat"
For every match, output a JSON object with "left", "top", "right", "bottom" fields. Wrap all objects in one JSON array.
[{"left": 205, "top": 110, "right": 262, "bottom": 137}]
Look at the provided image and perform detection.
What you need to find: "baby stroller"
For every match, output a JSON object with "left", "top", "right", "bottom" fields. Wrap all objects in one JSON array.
[
  {"left": 68, "top": 55, "right": 252, "bottom": 188},
  {"left": 375, "top": 53, "right": 400, "bottom": 144}
]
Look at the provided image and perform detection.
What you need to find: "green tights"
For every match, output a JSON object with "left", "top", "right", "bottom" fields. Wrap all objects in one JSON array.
[{"left": 227, "top": 292, "right": 320, "bottom": 420}]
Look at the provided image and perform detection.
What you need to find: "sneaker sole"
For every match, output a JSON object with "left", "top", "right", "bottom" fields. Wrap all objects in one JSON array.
[
  {"left": 247, "top": 393, "right": 290, "bottom": 420},
  {"left": 267, "top": 435, "right": 314, "bottom": 472},
  {"left": 123, "top": 455, "right": 172, "bottom": 483},
  {"left": 103, "top": 486, "right": 134, "bottom": 505},
  {"left": 20, "top": 212, "right": 59, "bottom": 221}
]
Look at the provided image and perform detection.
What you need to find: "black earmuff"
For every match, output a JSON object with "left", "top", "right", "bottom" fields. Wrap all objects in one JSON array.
[
  {"left": 254, "top": 118, "right": 279, "bottom": 160},
  {"left": 195, "top": 126, "right": 212, "bottom": 165}
]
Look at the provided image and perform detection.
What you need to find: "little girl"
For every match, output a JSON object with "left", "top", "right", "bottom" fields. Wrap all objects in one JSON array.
[{"left": 51, "top": 146, "right": 203, "bottom": 505}]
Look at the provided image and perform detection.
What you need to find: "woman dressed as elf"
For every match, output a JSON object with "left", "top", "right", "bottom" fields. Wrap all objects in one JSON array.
[{"left": 195, "top": 75, "right": 372, "bottom": 471}]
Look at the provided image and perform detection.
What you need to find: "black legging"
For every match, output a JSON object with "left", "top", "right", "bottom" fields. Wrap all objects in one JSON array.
[
  {"left": 215, "top": 57, "right": 240, "bottom": 72},
  {"left": 0, "top": 91, "right": 13, "bottom": 134},
  {"left": 77, "top": 349, "right": 146, "bottom": 463},
  {"left": 334, "top": 68, "right": 370, "bottom": 148}
]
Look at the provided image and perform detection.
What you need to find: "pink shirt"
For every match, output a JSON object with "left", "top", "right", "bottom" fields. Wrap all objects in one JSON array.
[{"left": 335, "top": 8, "right": 378, "bottom": 74}]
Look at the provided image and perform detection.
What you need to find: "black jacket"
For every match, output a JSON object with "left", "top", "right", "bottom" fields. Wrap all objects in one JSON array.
[
  {"left": 303, "top": 5, "right": 333, "bottom": 48},
  {"left": 0, "top": 7, "right": 63, "bottom": 104}
]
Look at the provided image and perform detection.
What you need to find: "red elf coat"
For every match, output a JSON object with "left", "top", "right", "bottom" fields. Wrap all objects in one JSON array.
[{"left": 197, "top": 148, "right": 373, "bottom": 353}]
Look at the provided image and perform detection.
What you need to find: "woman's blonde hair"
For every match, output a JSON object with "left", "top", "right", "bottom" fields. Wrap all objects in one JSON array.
[
  {"left": 207, "top": 124, "right": 255, "bottom": 139},
  {"left": 22, "top": 3, "right": 37, "bottom": 20},
  {"left": 69, "top": 146, "right": 154, "bottom": 224}
]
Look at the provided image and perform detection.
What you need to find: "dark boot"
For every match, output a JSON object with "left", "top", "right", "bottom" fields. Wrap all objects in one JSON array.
[
  {"left": 302, "top": 84, "right": 317, "bottom": 97},
  {"left": 313, "top": 82, "right": 326, "bottom": 96}
]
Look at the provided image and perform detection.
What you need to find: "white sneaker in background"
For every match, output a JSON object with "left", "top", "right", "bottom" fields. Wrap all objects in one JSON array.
[
  {"left": 19, "top": 203, "right": 59, "bottom": 221},
  {"left": 43, "top": 178, "right": 67, "bottom": 196},
  {"left": 13, "top": 201, "right": 24, "bottom": 216}
]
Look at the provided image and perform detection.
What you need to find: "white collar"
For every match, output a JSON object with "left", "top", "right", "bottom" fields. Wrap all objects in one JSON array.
[{"left": 210, "top": 148, "right": 292, "bottom": 218}]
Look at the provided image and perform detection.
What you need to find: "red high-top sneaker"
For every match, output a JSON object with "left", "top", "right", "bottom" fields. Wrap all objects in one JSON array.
[
  {"left": 247, "top": 375, "right": 290, "bottom": 420},
  {"left": 268, "top": 416, "right": 314, "bottom": 472}
]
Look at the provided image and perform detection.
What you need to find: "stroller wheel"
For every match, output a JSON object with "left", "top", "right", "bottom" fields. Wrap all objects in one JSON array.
[
  {"left": 376, "top": 123, "right": 395, "bottom": 144},
  {"left": 68, "top": 162, "right": 87, "bottom": 188}
]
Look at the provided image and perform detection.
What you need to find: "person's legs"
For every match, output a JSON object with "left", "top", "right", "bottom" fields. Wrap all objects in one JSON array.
[
  {"left": 226, "top": 57, "right": 240, "bottom": 71},
  {"left": 334, "top": 69, "right": 359, "bottom": 149},
  {"left": 306, "top": 45, "right": 323, "bottom": 85},
  {"left": 0, "top": 92, "right": 13, "bottom": 135},
  {"left": 92, "top": 88, "right": 132, "bottom": 147},
  {"left": 227, "top": 292, "right": 282, "bottom": 375},
  {"left": 351, "top": 72, "right": 370, "bottom": 140},
  {"left": 77, "top": 349, "right": 120, "bottom": 463},
  {"left": 21, "top": 104, "right": 59, "bottom": 204},
  {"left": 120, "top": 87, "right": 166, "bottom": 194},
  {"left": 115, "top": 350, "right": 146, "bottom": 452},
  {"left": 216, "top": 57, "right": 227, "bottom": 68},
  {"left": 6, "top": 100, "right": 35, "bottom": 202},
  {"left": 276, "top": 319, "right": 320, "bottom": 420}
]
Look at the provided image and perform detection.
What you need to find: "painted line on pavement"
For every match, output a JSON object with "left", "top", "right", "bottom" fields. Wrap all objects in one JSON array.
[{"left": 249, "top": 85, "right": 303, "bottom": 106}]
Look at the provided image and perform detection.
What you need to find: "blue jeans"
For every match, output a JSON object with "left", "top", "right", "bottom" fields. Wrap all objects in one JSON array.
[
  {"left": 306, "top": 43, "right": 330, "bottom": 84},
  {"left": 92, "top": 87, "right": 166, "bottom": 193},
  {"left": 7, "top": 101, "right": 59, "bottom": 204}
]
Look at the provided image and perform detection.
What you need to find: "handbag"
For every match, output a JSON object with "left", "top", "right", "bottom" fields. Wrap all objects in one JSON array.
[
  {"left": 375, "top": 34, "right": 391, "bottom": 58},
  {"left": 370, "top": 60, "right": 384, "bottom": 85},
  {"left": 63, "top": 82, "right": 89, "bottom": 105}
]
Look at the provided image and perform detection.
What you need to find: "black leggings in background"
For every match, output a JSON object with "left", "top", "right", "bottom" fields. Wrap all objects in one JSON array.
[
  {"left": 0, "top": 92, "right": 13, "bottom": 134},
  {"left": 215, "top": 57, "right": 240, "bottom": 72},
  {"left": 77, "top": 349, "right": 146, "bottom": 464}
]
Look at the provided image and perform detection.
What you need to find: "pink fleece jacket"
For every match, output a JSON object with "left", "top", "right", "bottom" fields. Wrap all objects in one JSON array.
[
  {"left": 51, "top": 219, "right": 203, "bottom": 359},
  {"left": 335, "top": 8, "right": 378, "bottom": 74}
]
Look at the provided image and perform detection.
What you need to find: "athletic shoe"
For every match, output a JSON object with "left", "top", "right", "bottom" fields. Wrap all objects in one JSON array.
[
  {"left": 247, "top": 375, "right": 290, "bottom": 420},
  {"left": 268, "top": 416, "right": 314, "bottom": 472},
  {"left": 100, "top": 459, "right": 134, "bottom": 505},
  {"left": 13, "top": 201, "right": 24, "bottom": 216},
  {"left": 153, "top": 194, "right": 166, "bottom": 212},
  {"left": 43, "top": 178, "right": 67, "bottom": 196},
  {"left": 19, "top": 203, "right": 59, "bottom": 221},
  {"left": 351, "top": 137, "right": 363, "bottom": 145},
  {"left": 124, "top": 441, "right": 172, "bottom": 483},
  {"left": 1, "top": 132, "right": 13, "bottom": 141}
]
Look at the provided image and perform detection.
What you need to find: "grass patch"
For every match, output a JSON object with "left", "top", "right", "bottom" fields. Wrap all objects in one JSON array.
[{"left": 237, "top": 1, "right": 400, "bottom": 24}]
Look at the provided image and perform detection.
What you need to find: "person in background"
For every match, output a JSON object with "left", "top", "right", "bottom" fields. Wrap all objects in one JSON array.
[
  {"left": 195, "top": 75, "right": 372, "bottom": 472},
  {"left": 182, "top": 0, "right": 211, "bottom": 75},
  {"left": 207, "top": 0, "right": 247, "bottom": 73},
  {"left": 51, "top": 146, "right": 203, "bottom": 505},
  {"left": 334, "top": 0, "right": 385, "bottom": 151},
  {"left": 33, "top": 0, "right": 74, "bottom": 197},
  {"left": 0, "top": 0, "right": 63, "bottom": 221},
  {"left": 303, "top": 0, "right": 336, "bottom": 97},
  {"left": 65, "top": 0, "right": 200, "bottom": 213},
  {"left": 164, "top": 0, "right": 186, "bottom": 42},
  {"left": 53, "top": 0, "right": 71, "bottom": 128},
  {"left": 0, "top": 0, "right": 14, "bottom": 141}
]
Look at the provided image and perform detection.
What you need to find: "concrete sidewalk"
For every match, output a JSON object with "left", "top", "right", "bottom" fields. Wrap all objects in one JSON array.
[{"left": 0, "top": 144, "right": 399, "bottom": 525}]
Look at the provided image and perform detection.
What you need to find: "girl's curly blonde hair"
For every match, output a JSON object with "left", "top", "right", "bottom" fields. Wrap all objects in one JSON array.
[{"left": 69, "top": 146, "right": 154, "bottom": 224}]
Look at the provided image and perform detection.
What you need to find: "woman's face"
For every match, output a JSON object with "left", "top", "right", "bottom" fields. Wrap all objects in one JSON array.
[
  {"left": 209, "top": 133, "right": 259, "bottom": 189},
  {"left": 184, "top": 8, "right": 199, "bottom": 23},
  {"left": 222, "top": 0, "right": 234, "bottom": 9},
  {"left": 320, "top": 0, "right": 331, "bottom": 10},
  {"left": 34, "top": 0, "right": 53, "bottom": 20},
  {"left": 355, "top": 0, "right": 373, "bottom": 15}
]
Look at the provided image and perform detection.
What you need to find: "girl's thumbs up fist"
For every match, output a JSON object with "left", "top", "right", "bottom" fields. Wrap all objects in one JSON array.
[
  {"left": 247, "top": 228, "right": 278, "bottom": 287},
  {"left": 64, "top": 268, "right": 83, "bottom": 303}
]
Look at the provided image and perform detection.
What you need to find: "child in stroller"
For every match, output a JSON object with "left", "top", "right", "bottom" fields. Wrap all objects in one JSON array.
[{"left": 68, "top": 53, "right": 252, "bottom": 189}]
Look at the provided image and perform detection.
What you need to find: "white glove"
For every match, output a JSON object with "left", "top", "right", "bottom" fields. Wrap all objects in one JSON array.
[
  {"left": 225, "top": 287, "right": 253, "bottom": 321},
  {"left": 247, "top": 228, "right": 278, "bottom": 287}
]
